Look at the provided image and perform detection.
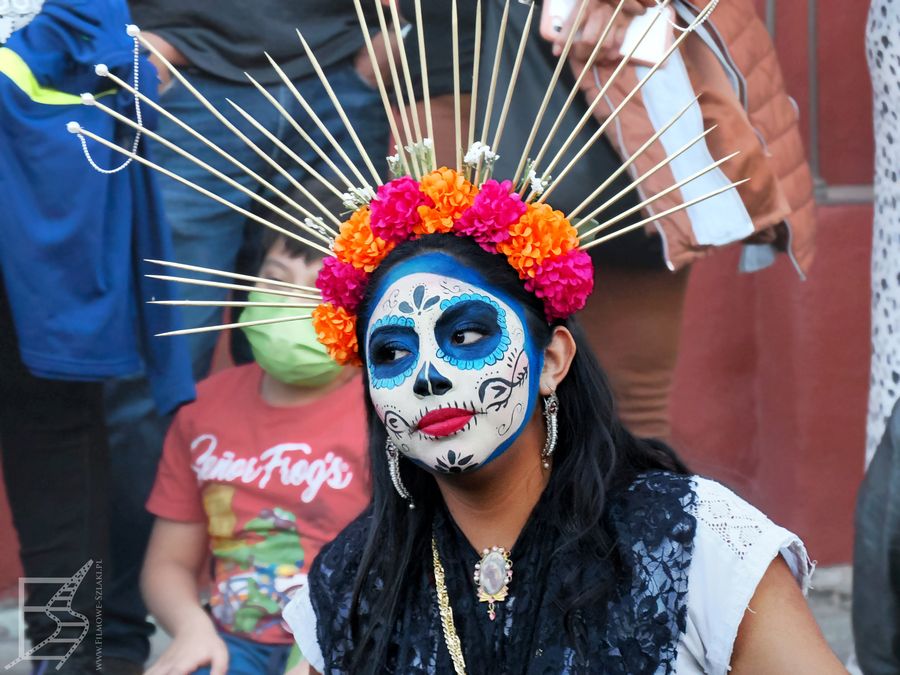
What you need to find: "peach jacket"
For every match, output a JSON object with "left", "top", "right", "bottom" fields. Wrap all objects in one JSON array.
[{"left": 577, "top": 0, "right": 815, "bottom": 274}]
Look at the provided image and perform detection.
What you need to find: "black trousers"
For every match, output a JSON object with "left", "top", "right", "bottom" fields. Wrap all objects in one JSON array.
[{"left": 0, "top": 276, "right": 108, "bottom": 664}]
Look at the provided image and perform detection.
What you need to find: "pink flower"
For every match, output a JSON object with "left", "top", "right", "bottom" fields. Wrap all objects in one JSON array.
[
  {"left": 525, "top": 249, "right": 595, "bottom": 321},
  {"left": 455, "top": 179, "right": 526, "bottom": 251},
  {"left": 315, "top": 257, "right": 369, "bottom": 313},
  {"left": 369, "top": 176, "right": 430, "bottom": 243}
]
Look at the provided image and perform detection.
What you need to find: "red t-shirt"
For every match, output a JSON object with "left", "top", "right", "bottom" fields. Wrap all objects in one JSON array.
[{"left": 147, "top": 363, "right": 371, "bottom": 644}]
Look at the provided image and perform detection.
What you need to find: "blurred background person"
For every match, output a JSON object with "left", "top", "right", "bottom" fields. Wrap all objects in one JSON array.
[
  {"left": 0, "top": 0, "right": 193, "bottom": 672},
  {"left": 852, "top": 1, "right": 900, "bottom": 673},
  {"left": 398, "top": 0, "right": 815, "bottom": 441}
]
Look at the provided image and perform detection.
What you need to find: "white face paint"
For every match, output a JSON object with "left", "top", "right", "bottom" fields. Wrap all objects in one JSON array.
[{"left": 365, "top": 257, "right": 541, "bottom": 474}]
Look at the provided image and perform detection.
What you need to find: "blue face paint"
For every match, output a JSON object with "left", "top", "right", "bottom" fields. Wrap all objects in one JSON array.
[
  {"left": 365, "top": 253, "right": 545, "bottom": 474},
  {"left": 368, "top": 315, "right": 419, "bottom": 390},
  {"left": 435, "top": 294, "right": 511, "bottom": 370}
]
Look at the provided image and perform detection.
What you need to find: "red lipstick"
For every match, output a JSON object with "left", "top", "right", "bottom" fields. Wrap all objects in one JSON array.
[{"left": 416, "top": 408, "right": 474, "bottom": 438}]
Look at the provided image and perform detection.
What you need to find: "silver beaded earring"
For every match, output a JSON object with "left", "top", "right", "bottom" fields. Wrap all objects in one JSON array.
[
  {"left": 386, "top": 438, "right": 415, "bottom": 508},
  {"left": 540, "top": 391, "right": 559, "bottom": 469}
]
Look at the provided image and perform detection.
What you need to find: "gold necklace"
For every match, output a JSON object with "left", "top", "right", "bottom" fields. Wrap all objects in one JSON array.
[{"left": 432, "top": 537, "right": 468, "bottom": 675}]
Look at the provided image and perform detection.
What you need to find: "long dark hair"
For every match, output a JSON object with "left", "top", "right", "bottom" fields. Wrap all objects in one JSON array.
[{"left": 348, "top": 235, "right": 688, "bottom": 670}]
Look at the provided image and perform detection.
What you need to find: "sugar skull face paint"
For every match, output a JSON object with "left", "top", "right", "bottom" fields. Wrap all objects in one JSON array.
[{"left": 365, "top": 253, "right": 543, "bottom": 474}]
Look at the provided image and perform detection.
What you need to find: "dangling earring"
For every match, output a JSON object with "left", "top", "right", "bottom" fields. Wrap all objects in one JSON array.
[
  {"left": 386, "top": 438, "right": 415, "bottom": 509},
  {"left": 540, "top": 391, "right": 559, "bottom": 470}
]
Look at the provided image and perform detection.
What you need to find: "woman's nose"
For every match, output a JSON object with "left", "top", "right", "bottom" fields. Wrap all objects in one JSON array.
[{"left": 413, "top": 362, "right": 453, "bottom": 397}]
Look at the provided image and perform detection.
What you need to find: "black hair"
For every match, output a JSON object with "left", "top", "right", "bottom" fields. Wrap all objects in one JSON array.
[
  {"left": 348, "top": 234, "right": 688, "bottom": 670},
  {"left": 259, "top": 226, "right": 326, "bottom": 263}
]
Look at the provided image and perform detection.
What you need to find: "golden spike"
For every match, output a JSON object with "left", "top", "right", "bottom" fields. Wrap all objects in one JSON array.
[
  {"left": 351, "top": 0, "right": 412, "bottom": 177},
  {"left": 146, "top": 274, "right": 322, "bottom": 301},
  {"left": 223, "top": 98, "right": 342, "bottom": 232},
  {"left": 156, "top": 314, "right": 313, "bottom": 338},
  {"left": 539, "top": 2, "right": 716, "bottom": 202},
  {"left": 99, "top": 68, "right": 349, "bottom": 205},
  {"left": 511, "top": 0, "right": 592, "bottom": 184},
  {"left": 150, "top": 300, "right": 319, "bottom": 309},
  {"left": 68, "top": 123, "right": 332, "bottom": 256},
  {"left": 242, "top": 71, "right": 357, "bottom": 192},
  {"left": 523, "top": 0, "right": 631, "bottom": 194},
  {"left": 576, "top": 126, "right": 723, "bottom": 226},
  {"left": 79, "top": 94, "right": 333, "bottom": 245},
  {"left": 387, "top": 0, "right": 426, "bottom": 153},
  {"left": 264, "top": 52, "right": 373, "bottom": 187},
  {"left": 465, "top": 0, "right": 483, "bottom": 167},
  {"left": 144, "top": 259, "right": 321, "bottom": 294},
  {"left": 582, "top": 178, "right": 751, "bottom": 250},
  {"left": 475, "top": 0, "right": 511, "bottom": 183},
  {"left": 452, "top": 0, "right": 463, "bottom": 170},
  {"left": 370, "top": 2, "right": 421, "bottom": 178},
  {"left": 489, "top": 0, "right": 535, "bottom": 153},
  {"left": 569, "top": 99, "right": 704, "bottom": 219},
  {"left": 133, "top": 31, "right": 361, "bottom": 207},
  {"left": 579, "top": 150, "right": 741, "bottom": 239},
  {"left": 414, "top": 0, "right": 435, "bottom": 147},
  {"left": 296, "top": 29, "right": 384, "bottom": 185}
]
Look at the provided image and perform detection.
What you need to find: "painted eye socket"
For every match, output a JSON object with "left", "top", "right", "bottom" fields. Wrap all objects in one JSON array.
[
  {"left": 435, "top": 296, "right": 511, "bottom": 370},
  {"left": 368, "top": 317, "right": 420, "bottom": 389}
]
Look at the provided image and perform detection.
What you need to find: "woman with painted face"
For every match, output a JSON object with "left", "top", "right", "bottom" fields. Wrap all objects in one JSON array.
[{"left": 282, "top": 231, "right": 841, "bottom": 672}]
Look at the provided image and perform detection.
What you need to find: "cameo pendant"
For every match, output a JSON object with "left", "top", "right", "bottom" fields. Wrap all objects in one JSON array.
[{"left": 473, "top": 546, "right": 513, "bottom": 621}]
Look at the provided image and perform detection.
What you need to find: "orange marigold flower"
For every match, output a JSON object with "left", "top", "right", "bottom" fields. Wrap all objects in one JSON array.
[
  {"left": 414, "top": 167, "right": 477, "bottom": 235},
  {"left": 333, "top": 207, "right": 395, "bottom": 273},
  {"left": 312, "top": 303, "right": 361, "bottom": 366},
  {"left": 497, "top": 202, "right": 578, "bottom": 279}
]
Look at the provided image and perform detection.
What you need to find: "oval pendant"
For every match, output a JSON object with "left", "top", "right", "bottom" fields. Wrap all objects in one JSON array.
[
  {"left": 479, "top": 552, "right": 507, "bottom": 596},
  {"left": 473, "top": 546, "right": 513, "bottom": 620}
]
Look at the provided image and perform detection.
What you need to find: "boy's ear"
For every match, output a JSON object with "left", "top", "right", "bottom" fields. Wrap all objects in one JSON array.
[{"left": 539, "top": 326, "right": 576, "bottom": 395}]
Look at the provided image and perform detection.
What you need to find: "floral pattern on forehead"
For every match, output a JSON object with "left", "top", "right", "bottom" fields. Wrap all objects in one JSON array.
[
  {"left": 311, "top": 171, "right": 594, "bottom": 366},
  {"left": 364, "top": 265, "right": 539, "bottom": 475}
]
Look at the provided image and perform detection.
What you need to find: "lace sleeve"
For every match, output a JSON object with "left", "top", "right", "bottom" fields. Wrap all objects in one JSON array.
[
  {"left": 282, "top": 583, "right": 325, "bottom": 672},
  {"left": 677, "top": 477, "right": 814, "bottom": 675}
]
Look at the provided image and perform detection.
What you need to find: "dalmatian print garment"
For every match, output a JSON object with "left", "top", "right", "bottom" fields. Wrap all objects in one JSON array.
[{"left": 866, "top": 0, "right": 900, "bottom": 463}]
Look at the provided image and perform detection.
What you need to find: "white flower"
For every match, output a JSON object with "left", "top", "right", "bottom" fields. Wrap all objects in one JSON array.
[
  {"left": 303, "top": 217, "right": 330, "bottom": 238},
  {"left": 528, "top": 169, "right": 550, "bottom": 196},
  {"left": 463, "top": 141, "right": 499, "bottom": 167},
  {"left": 340, "top": 185, "right": 376, "bottom": 211}
]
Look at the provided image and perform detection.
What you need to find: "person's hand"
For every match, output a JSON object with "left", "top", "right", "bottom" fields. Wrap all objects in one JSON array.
[
  {"left": 140, "top": 31, "right": 188, "bottom": 94},
  {"left": 551, "top": 0, "right": 648, "bottom": 63},
  {"left": 354, "top": 26, "right": 404, "bottom": 91},
  {"left": 144, "top": 618, "right": 229, "bottom": 675}
]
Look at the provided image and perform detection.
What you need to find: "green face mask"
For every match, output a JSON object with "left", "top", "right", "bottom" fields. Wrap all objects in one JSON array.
[{"left": 241, "top": 291, "right": 343, "bottom": 388}]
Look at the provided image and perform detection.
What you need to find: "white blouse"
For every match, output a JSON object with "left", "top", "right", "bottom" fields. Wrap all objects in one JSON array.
[{"left": 284, "top": 477, "right": 812, "bottom": 674}]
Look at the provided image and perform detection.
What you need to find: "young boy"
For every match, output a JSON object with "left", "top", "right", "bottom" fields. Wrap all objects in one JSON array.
[{"left": 142, "top": 228, "right": 371, "bottom": 675}]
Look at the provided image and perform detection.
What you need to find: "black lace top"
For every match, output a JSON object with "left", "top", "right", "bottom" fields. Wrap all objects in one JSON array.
[{"left": 307, "top": 471, "right": 697, "bottom": 674}]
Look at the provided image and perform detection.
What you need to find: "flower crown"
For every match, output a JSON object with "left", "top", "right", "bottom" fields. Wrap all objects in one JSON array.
[{"left": 312, "top": 169, "right": 594, "bottom": 366}]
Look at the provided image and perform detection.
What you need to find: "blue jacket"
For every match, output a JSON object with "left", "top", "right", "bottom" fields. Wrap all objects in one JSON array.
[{"left": 0, "top": 0, "right": 194, "bottom": 413}]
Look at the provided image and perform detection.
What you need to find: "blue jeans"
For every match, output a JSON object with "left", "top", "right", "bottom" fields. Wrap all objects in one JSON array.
[
  {"left": 192, "top": 632, "right": 293, "bottom": 675},
  {"left": 101, "top": 61, "right": 388, "bottom": 665}
]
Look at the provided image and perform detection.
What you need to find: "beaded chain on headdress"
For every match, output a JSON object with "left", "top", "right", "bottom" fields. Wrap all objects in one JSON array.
[{"left": 67, "top": 0, "right": 732, "bottom": 367}]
